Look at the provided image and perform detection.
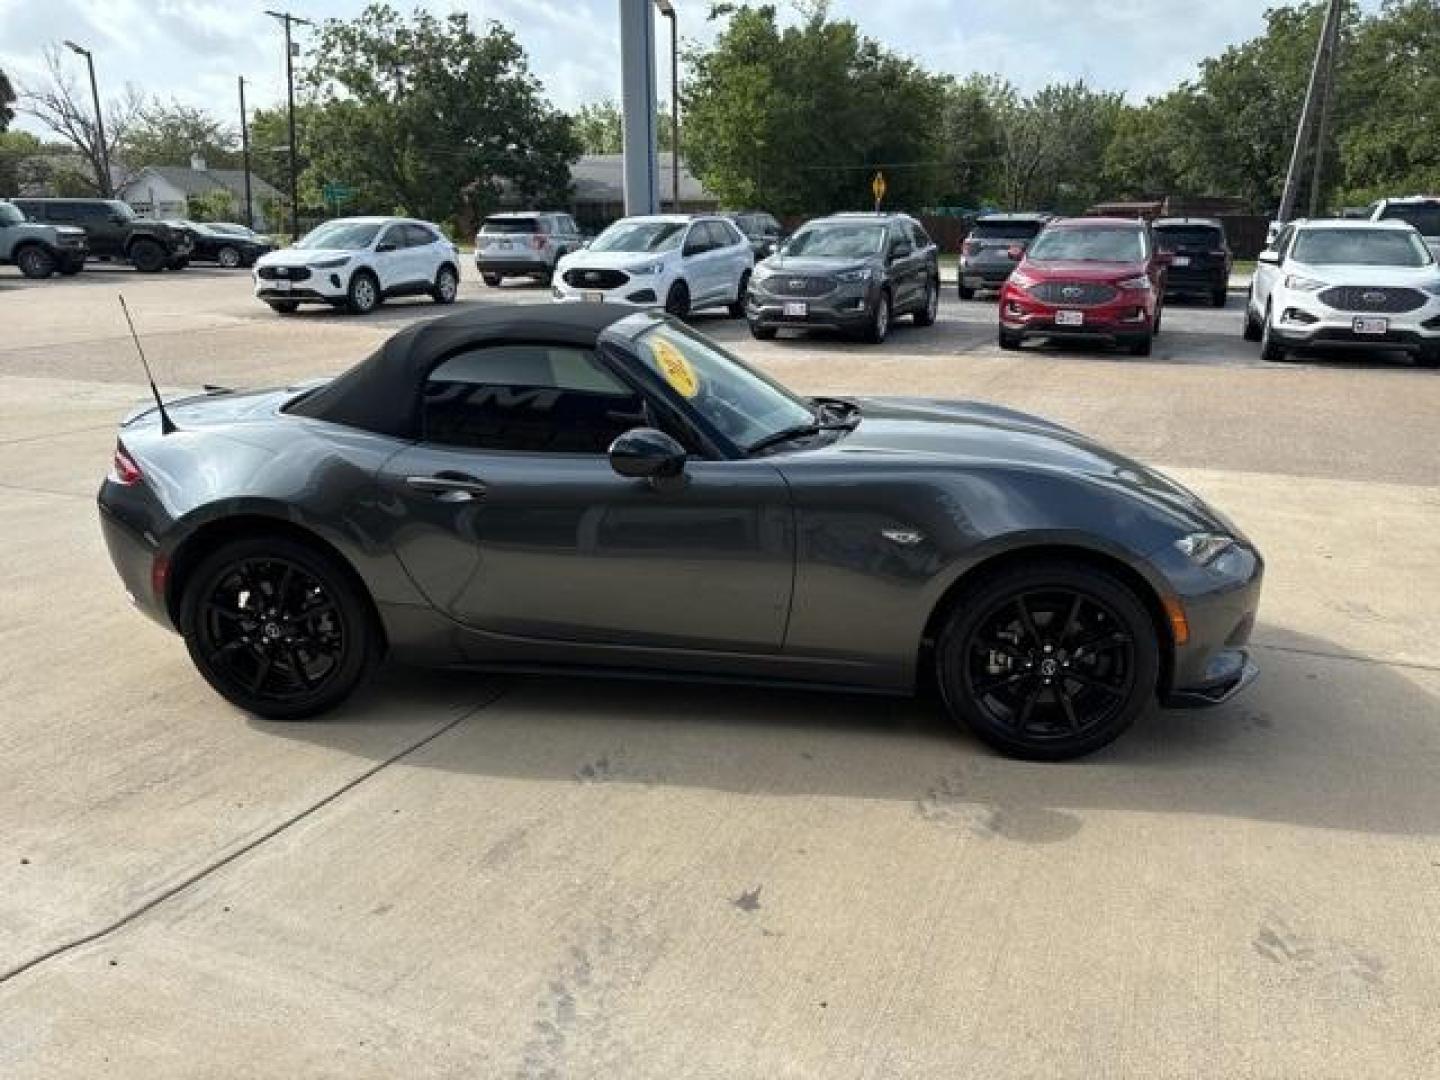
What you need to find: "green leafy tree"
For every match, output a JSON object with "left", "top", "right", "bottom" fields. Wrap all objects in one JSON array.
[
  {"left": 186, "top": 189, "right": 236, "bottom": 222},
  {"left": 991, "top": 81, "right": 1123, "bottom": 211},
  {"left": 936, "top": 75, "right": 1005, "bottom": 208},
  {"left": 573, "top": 99, "right": 677, "bottom": 154},
  {"left": 302, "top": 4, "right": 580, "bottom": 229},
  {"left": 120, "top": 100, "right": 239, "bottom": 169},
  {"left": 682, "top": 3, "right": 947, "bottom": 214}
]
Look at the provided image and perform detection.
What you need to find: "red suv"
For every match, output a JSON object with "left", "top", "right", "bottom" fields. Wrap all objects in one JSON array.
[{"left": 998, "top": 217, "right": 1169, "bottom": 356}]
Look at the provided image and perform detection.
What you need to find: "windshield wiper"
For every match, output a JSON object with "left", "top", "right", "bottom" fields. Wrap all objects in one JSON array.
[{"left": 746, "top": 400, "right": 860, "bottom": 455}]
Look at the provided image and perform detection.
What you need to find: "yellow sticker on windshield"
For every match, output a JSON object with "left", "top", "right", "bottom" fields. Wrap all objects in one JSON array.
[{"left": 651, "top": 338, "right": 700, "bottom": 398}]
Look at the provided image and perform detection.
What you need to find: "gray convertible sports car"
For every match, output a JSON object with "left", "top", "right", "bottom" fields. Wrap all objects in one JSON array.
[{"left": 99, "top": 303, "right": 1262, "bottom": 759}]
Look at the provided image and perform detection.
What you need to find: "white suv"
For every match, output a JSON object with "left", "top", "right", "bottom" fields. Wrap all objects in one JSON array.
[
  {"left": 552, "top": 214, "right": 753, "bottom": 318},
  {"left": 1245, "top": 218, "right": 1440, "bottom": 367},
  {"left": 253, "top": 216, "right": 461, "bottom": 315},
  {"left": 1369, "top": 196, "right": 1440, "bottom": 260}
]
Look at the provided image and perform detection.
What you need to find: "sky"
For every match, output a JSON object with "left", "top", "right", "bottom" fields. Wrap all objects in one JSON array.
[{"left": 1, "top": 0, "right": 1383, "bottom": 139}]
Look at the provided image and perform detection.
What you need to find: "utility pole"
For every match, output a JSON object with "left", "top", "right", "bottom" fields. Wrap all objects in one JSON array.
[
  {"left": 238, "top": 76, "right": 254, "bottom": 230},
  {"left": 265, "top": 9, "right": 312, "bottom": 239},
  {"left": 62, "top": 41, "right": 110, "bottom": 197},
  {"left": 655, "top": 0, "right": 679, "bottom": 210},
  {"left": 1277, "top": 0, "right": 1344, "bottom": 223},
  {"left": 1307, "top": 3, "right": 1343, "bottom": 219},
  {"left": 618, "top": 0, "right": 660, "bottom": 216}
]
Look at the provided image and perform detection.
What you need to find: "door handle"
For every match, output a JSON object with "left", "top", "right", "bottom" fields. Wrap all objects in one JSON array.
[{"left": 406, "top": 473, "right": 488, "bottom": 502}]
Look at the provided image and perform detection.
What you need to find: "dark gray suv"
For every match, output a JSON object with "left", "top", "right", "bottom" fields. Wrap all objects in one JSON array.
[
  {"left": 959, "top": 212, "right": 1051, "bottom": 299},
  {"left": 744, "top": 212, "right": 940, "bottom": 343}
]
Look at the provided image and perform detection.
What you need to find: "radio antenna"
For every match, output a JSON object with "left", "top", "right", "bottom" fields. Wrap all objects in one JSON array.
[{"left": 118, "top": 295, "right": 177, "bottom": 435}]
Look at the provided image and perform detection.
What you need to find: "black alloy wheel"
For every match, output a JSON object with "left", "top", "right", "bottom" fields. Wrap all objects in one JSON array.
[
  {"left": 181, "top": 537, "right": 377, "bottom": 719},
  {"left": 665, "top": 280, "right": 691, "bottom": 319},
  {"left": 217, "top": 245, "right": 243, "bottom": 268},
  {"left": 936, "top": 562, "right": 1158, "bottom": 760},
  {"left": 16, "top": 245, "right": 56, "bottom": 279},
  {"left": 728, "top": 271, "right": 751, "bottom": 318},
  {"left": 130, "top": 239, "right": 166, "bottom": 273}
]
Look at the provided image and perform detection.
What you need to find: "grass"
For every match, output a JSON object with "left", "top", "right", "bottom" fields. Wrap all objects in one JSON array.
[{"left": 1232, "top": 259, "right": 1257, "bottom": 276}]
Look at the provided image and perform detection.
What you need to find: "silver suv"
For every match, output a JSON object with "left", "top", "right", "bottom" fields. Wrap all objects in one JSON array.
[
  {"left": 0, "top": 199, "right": 88, "bottom": 278},
  {"left": 1369, "top": 197, "right": 1440, "bottom": 259},
  {"left": 476, "top": 211, "right": 583, "bottom": 287}
]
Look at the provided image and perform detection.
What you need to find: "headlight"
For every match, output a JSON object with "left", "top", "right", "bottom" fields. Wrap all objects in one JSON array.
[
  {"left": 629, "top": 262, "right": 663, "bottom": 276},
  {"left": 1284, "top": 274, "right": 1327, "bottom": 292},
  {"left": 1117, "top": 275, "right": 1152, "bottom": 291},
  {"left": 1173, "top": 531, "right": 1248, "bottom": 579},
  {"left": 310, "top": 256, "right": 351, "bottom": 269},
  {"left": 1008, "top": 272, "right": 1037, "bottom": 291},
  {"left": 835, "top": 267, "right": 873, "bottom": 284}
]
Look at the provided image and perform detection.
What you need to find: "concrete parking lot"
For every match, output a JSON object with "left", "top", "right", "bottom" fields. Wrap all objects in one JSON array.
[{"left": 2, "top": 264, "right": 1438, "bottom": 1078}]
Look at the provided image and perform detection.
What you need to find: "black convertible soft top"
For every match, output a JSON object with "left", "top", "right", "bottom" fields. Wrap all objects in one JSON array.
[{"left": 289, "top": 302, "right": 636, "bottom": 438}]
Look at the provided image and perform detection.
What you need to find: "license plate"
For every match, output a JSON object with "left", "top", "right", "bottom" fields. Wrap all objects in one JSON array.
[
  {"left": 1173, "top": 255, "right": 1191, "bottom": 267},
  {"left": 1354, "top": 317, "right": 1388, "bottom": 335},
  {"left": 1056, "top": 310, "right": 1084, "bottom": 327},
  {"left": 783, "top": 301, "right": 808, "bottom": 318},
  {"left": 272, "top": 279, "right": 291, "bottom": 291},
  {"left": 583, "top": 291, "right": 605, "bottom": 303}
]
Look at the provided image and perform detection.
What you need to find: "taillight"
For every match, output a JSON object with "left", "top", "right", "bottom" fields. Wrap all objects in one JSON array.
[{"left": 111, "top": 441, "right": 143, "bottom": 486}]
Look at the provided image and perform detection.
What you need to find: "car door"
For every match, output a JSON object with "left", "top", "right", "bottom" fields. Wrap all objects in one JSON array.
[
  {"left": 886, "top": 223, "right": 922, "bottom": 311},
  {"left": 679, "top": 221, "right": 716, "bottom": 302},
  {"left": 715, "top": 219, "right": 752, "bottom": 297},
  {"left": 1252, "top": 224, "right": 1294, "bottom": 316},
  {"left": 379, "top": 341, "right": 794, "bottom": 651},
  {"left": 371, "top": 222, "right": 410, "bottom": 292},
  {"left": 404, "top": 223, "right": 442, "bottom": 286}
]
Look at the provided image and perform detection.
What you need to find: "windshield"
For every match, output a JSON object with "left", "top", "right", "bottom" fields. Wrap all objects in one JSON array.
[
  {"left": 1027, "top": 227, "right": 1144, "bottom": 263},
  {"left": 295, "top": 220, "right": 383, "bottom": 250},
  {"left": 591, "top": 220, "right": 686, "bottom": 253},
  {"left": 1292, "top": 228, "right": 1432, "bottom": 267},
  {"left": 107, "top": 201, "right": 136, "bottom": 223},
  {"left": 0, "top": 203, "right": 24, "bottom": 227},
  {"left": 782, "top": 223, "right": 886, "bottom": 258},
  {"left": 632, "top": 322, "right": 814, "bottom": 450}
]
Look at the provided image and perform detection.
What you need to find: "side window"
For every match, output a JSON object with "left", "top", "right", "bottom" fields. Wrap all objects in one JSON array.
[
  {"left": 404, "top": 223, "right": 436, "bottom": 247},
  {"left": 713, "top": 220, "right": 740, "bottom": 248},
  {"left": 761, "top": 214, "right": 781, "bottom": 237},
  {"left": 563, "top": 216, "right": 580, "bottom": 236},
  {"left": 682, "top": 223, "right": 710, "bottom": 255},
  {"left": 422, "top": 345, "right": 646, "bottom": 454},
  {"left": 46, "top": 203, "right": 78, "bottom": 223},
  {"left": 889, "top": 224, "right": 910, "bottom": 253},
  {"left": 909, "top": 221, "right": 932, "bottom": 250},
  {"left": 378, "top": 224, "right": 405, "bottom": 250}
]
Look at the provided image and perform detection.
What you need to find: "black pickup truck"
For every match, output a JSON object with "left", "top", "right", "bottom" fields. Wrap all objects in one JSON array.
[{"left": 12, "top": 198, "right": 193, "bottom": 272}]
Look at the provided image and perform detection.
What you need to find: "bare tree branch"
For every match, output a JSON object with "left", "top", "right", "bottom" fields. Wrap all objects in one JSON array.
[{"left": 18, "top": 47, "right": 142, "bottom": 196}]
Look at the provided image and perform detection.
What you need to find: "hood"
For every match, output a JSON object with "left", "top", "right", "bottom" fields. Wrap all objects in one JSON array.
[
  {"left": 559, "top": 248, "right": 675, "bottom": 271},
  {"left": 810, "top": 397, "right": 1232, "bottom": 535},
  {"left": 1286, "top": 260, "right": 1440, "bottom": 287},
  {"left": 757, "top": 254, "right": 871, "bottom": 276},
  {"left": 258, "top": 247, "right": 354, "bottom": 268},
  {"left": 1019, "top": 259, "right": 1143, "bottom": 282}
]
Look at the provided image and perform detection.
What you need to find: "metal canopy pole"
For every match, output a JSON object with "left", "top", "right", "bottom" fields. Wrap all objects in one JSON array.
[
  {"left": 619, "top": 0, "right": 660, "bottom": 216},
  {"left": 1277, "top": 0, "right": 1343, "bottom": 223}
]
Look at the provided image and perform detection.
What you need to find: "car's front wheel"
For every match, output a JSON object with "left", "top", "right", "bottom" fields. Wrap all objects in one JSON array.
[
  {"left": 863, "top": 289, "right": 891, "bottom": 343},
  {"left": 180, "top": 536, "right": 381, "bottom": 720},
  {"left": 998, "top": 326, "right": 1022, "bottom": 351},
  {"left": 934, "top": 560, "right": 1160, "bottom": 760},
  {"left": 432, "top": 264, "right": 459, "bottom": 304},
  {"left": 14, "top": 244, "right": 56, "bottom": 279},
  {"left": 217, "top": 245, "right": 243, "bottom": 269},
  {"left": 664, "top": 279, "right": 691, "bottom": 319},
  {"left": 346, "top": 270, "right": 381, "bottom": 315},
  {"left": 1259, "top": 302, "right": 1288, "bottom": 362},
  {"left": 129, "top": 239, "right": 166, "bottom": 273},
  {"left": 1242, "top": 293, "right": 1262, "bottom": 341},
  {"left": 728, "top": 271, "right": 751, "bottom": 318},
  {"left": 913, "top": 276, "right": 939, "bottom": 326},
  {"left": 958, "top": 286, "right": 976, "bottom": 301}
]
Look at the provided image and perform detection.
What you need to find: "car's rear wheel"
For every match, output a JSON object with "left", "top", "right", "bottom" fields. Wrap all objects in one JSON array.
[
  {"left": 346, "top": 270, "right": 380, "bottom": 315},
  {"left": 482, "top": 272, "right": 502, "bottom": 287},
  {"left": 934, "top": 560, "right": 1159, "bottom": 760},
  {"left": 217, "top": 245, "right": 243, "bottom": 269},
  {"left": 1416, "top": 346, "right": 1440, "bottom": 369},
  {"left": 863, "top": 289, "right": 891, "bottom": 343},
  {"left": 130, "top": 239, "right": 166, "bottom": 273},
  {"left": 728, "top": 271, "right": 751, "bottom": 318},
  {"left": 267, "top": 300, "right": 299, "bottom": 314},
  {"left": 15, "top": 244, "right": 56, "bottom": 279},
  {"left": 432, "top": 264, "right": 459, "bottom": 304},
  {"left": 180, "top": 536, "right": 380, "bottom": 720},
  {"left": 664, "top": 279, "right": 691, "bottom": 319},
  {"left": 913, "top": 276, "right": 939, "bottom": 326}
]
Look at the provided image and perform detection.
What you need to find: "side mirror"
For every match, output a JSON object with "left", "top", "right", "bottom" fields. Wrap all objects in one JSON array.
[
  {"left": 762, "top": 241, "right": 777, "bottom": 257},
  {"left": 888, "top": 242, "right": 913, "bottom": 263},
  {"left": 376, "top": 242, "right": 398, "bottom": 253},
  {"left": 609, "top": 428, "right": 687, "bottom": 489},
  {"left": 1257, "top": 250, "right": 1281, "bottom": 266},
  {"left": 1006, "top": 245, "right": 1024, "bottom": 261}
]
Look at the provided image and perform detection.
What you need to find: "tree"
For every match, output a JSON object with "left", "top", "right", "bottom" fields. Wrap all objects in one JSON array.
[
  {"left": 990, "top": 81, "right": 1123, "bottom": 211},
  {"left": 935, "top": 75, "right": 1004, "bottom": 208},
  {"left": 19, "top": 47, "right": 142, "bottom": 196},
  {"left": 186, "top": 189, "right": 235, "bottom": 222},
  {"left": 0, "top": 67, "right": 14, "bottom": 131},
  {"left": 121, "top": 100, "right": 239, "bottom": 169},
  {"left": 302, "top": 4, "right": 580, "bottom": 229},
  {"left": 572, "top": 99, "right": 677, "bottom": 155},
  {"left": 683, "top": 3, "right": 947, "bottom": 215}
]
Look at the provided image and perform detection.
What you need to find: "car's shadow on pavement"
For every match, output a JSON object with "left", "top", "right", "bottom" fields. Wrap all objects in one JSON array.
[{"left": 257, "top": 623, "right": 1440, "bottom": 840}]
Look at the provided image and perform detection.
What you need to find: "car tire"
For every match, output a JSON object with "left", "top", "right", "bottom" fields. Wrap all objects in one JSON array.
[
  {"left": 346, "top": 270, "right": 381, "bottom": 315},
  {"left": 934, "top": 559, "right": 1160, "bottom": 761},
  {"left": 482, "top": 272, "right": 502, "bottom": 287},
  {"left": 1259, "top": 303, "right": 1288, "bottom": 362},
  {"left": 1211, "top": 286, "right": 1228, "bottom": 308},
  {"left": 129, "top": 239, "right": 166, "bottom": 273},
  {"left": 1153, "top": 304, "right": 1163, "bottom": 336},
  {"left": 728, "top": 271, "right": 751, "bottom": 318},
  {"left": 913, "top": 276, "right": 939, "bottom": 326},
  {"left": 863, "top": 289, "right": 891, "bottom": 344},
  {"left": 998, "top": 326, "right": 1022, "bottom": 351},
  {"left": 749, "top": 322, "right": 777, "bottom": 340},
  {"left": 267, "top": 300, "right": 300, "bottom": 314},
  {"left": 1416, "top": 347, "right": 1440, "bottom": 369},
  {"left": 432, "top": 264, "right": 459, "bottom": 305},
  {"left": 217, "top": 245, "right": 243, "bottom": 269},
  {"left": 1242, "top": 295, "right": 1263, "bottom": 342},
  {"left": 664, "top": 280, "right": 691, "bottom": 319},
  {"left": 1128, "top": 331, "right": 1154, "bottom": 357},
  {"left": 14, "top": 244, "right": 56, "bottom": 279},
  {"left": 958, "top": 286, "right": 976, "bottom": 301},
  {"left": 180, "top": 535, "right": 381, "bottom": 721}
]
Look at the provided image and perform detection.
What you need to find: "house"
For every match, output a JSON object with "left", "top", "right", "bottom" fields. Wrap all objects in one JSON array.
[
  {"left": 117, "top": 156, "right": 283, "bottom": 230},
  {"left": 494, "top": 153, "right": 718, "bottom": 233}
]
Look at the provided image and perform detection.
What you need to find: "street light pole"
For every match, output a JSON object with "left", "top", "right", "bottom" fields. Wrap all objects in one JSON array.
[
  {"left": 62, "top": 41, "right": 110, "bottom": 197},
  {"left": 655, "top": 0, "right": 679, "bottom": 211},
  {"left": 238, "top": 76, "right": 254, "bottom": 230},
  {"left": 265, "top": 9, "right": 313, "bottom": 239}
]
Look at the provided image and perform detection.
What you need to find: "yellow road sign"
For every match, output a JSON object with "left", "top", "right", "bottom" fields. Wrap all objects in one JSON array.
[{"left": 871, "top": 171, "right": 887, "bottom": 206}]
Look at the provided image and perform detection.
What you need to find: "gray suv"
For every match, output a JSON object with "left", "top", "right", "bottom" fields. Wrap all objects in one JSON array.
[
  {"left": 475, "top": 211, "right": 582, "bottom": 287},
  {"left": 0, "top": 200, "right": 88, "bottom": 278},
  {"left": 745, "top": 212, "right": 940, "bottom": 343},
  {"left": 959, "top": 212, "right": 1051, "bottom": 299}
]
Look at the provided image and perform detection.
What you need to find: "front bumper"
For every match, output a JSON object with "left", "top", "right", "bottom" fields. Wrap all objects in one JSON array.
[
  {"left": 552, "top": 275, "right": 661, "bottom": 308},
  {"left": 1267, "top": 287, "right": 1440, "bottom": 355},
  {"left": 745, "top": 280, "right": 875, "bottom": 330},
  {"left": 1000, "top": 287, "right": 1156, "bottom": 343},
  {"left": 254, "top": 267, "right": 349, "bottom": 304}
]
